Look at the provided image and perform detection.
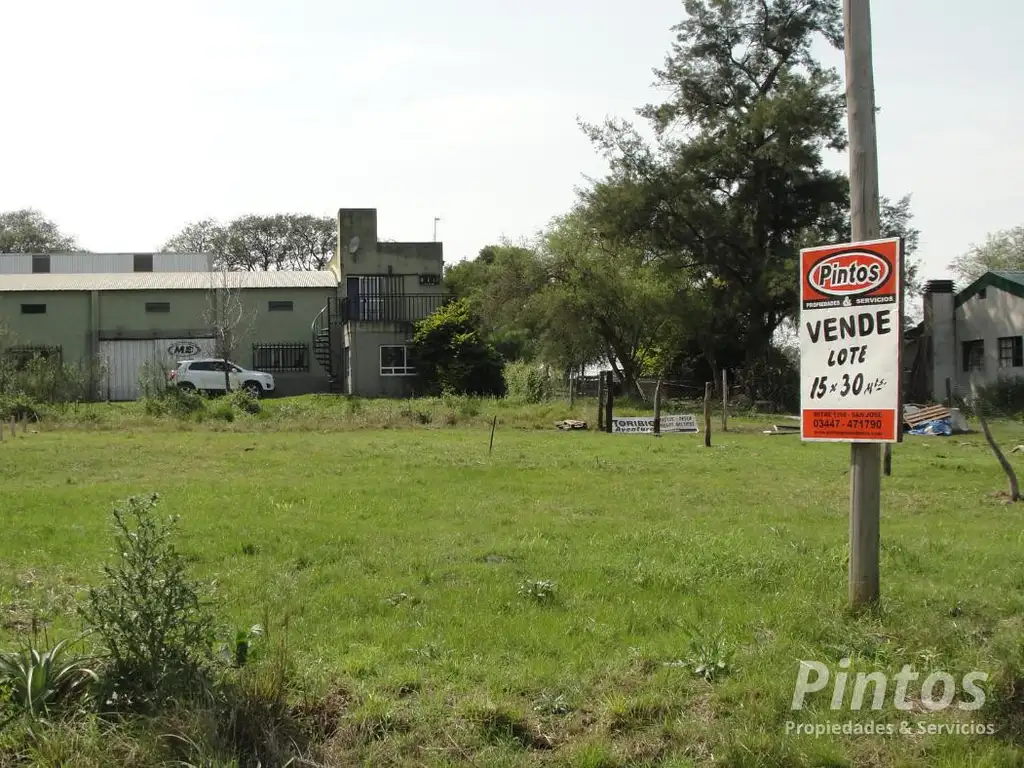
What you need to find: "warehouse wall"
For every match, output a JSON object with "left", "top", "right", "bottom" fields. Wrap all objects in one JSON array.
[
  {"left": 0, "top": 291, "right": 92, "bottom": 364},
  {"left": 0, "top": 285, "right": 338, "bottom": 399}
]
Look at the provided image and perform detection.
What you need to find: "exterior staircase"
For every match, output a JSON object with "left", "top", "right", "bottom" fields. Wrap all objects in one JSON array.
[{"left": 311, "top": 303, "right": 343, "bottom": 393}]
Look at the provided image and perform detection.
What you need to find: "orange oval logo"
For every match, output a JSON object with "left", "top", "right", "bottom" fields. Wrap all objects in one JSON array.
[{"left": 808, "top": 250, "right": 890, "bottom": 297}]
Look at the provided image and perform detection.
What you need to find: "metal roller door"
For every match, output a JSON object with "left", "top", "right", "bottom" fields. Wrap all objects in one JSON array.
[{"left": 99, "top": 338, "right": 215, "bottom": 401}]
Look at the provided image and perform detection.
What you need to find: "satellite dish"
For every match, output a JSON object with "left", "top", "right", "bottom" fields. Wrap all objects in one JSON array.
[{"left": 348, "top": 235, "right": 360, "bottom": 254}]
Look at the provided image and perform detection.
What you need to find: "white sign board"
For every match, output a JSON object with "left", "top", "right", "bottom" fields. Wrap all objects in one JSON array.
[
  {"left": 611, "top": 414, "right": 699, "bottom": 434},
  {"left": 799, "top": 237, "right": 903, "bottom": 443}
]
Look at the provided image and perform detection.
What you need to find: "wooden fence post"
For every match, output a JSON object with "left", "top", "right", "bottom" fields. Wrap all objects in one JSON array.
[
  {"left": 653, "top": 379, "right": 662, "bottom": 437},
  {"left": 604, "top": 372, "right": 615, "bottom": 434},
  {"left": 596, "top": 374, "right": 605, "bottom": 431},
  {"left": 721, "top": 370, "right": 728, "bottom": 432},
  {"left": 9, "top": 418, "right": 15, "bottom": 438},
  {"left": 703, "top": 382, "right": 712, "bottom": 448}
]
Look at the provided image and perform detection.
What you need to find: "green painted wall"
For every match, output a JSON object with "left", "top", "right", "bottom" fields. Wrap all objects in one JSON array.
[
  {"left": 0, "top": 286, "right": 338, "bottom": 398},
  {"left": 99, "top": 290, "right": 210, "bottom": 339},
  {"left": 0, "top": 291, "right": 91, "bottom": 364}
]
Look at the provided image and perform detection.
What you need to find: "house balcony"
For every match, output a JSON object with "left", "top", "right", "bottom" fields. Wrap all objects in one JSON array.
[{"left": 331, "top": 293, "right": 450, "bottom": 325}]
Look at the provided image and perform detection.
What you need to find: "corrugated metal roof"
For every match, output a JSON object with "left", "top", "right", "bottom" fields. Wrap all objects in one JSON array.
[{"left": 0, "top": 271, "right": 338, "bottom": 292}]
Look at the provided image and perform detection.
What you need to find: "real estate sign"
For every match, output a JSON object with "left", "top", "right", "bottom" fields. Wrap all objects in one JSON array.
[{"left": 799, "top": 237, "right": 903, "bottom": 443}]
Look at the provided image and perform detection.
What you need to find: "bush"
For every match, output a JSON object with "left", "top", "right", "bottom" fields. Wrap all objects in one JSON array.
[
  {"left": 0, "top": 393, "right": 42, "bottom": 422},
  {"left": 503, "top": 361, "right": 555, "bottom": 403},
  {"left": 77, "top": 494, "right": 216, "bottom": 712},
  {"left": 228, "top": 388, "right": 262, "bottom": 415},
  {"left": 412, "top": 299, "right": 506, "bottom": 397},
  {"left": 143, "top": 386, "right": 207, "bottom": 419},
  {"left": 0, "top": 351, "right": 101, "bottom": 406},
  {"left": 976, "top": 377, "right": 1024, "bottom": 417}
]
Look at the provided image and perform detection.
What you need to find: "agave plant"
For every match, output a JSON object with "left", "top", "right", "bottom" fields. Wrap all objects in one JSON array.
[{"left": 0, "top": 637, "right": 99, "bottom": 717}]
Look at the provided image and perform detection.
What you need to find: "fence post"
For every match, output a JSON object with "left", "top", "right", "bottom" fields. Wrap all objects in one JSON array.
[
  {"left": 704, "top": 382, "right": 712, "bottom": 448},
  {"left": 945, "top": 377, "right": 952, "bottom": 407},
  {"left": 653, "top": 379, "right": 662, "bottom": 437},
  {"left": 605, "top": 372, "right": 614, "bottom": 434},
  {"left": 721, "top": 370, "right": 728, "bottom": 432},
  {"left": 596, "top": 374, "right": 605, "bottom": 431},
  {"left": 9, "top": 418, "right": 15, "bottom": 438}
]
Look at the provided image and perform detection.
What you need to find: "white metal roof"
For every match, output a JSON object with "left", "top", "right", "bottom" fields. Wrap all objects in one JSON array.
[{"left": 0, "top": 271, "right": 339, "bottom": 292}]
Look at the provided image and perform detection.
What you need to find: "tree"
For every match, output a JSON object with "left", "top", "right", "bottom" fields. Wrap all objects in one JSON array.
[
  {"left": 0, "top": 209, "right": 81, "bottom": 252},
  {"left": 160, "top": 219, "right": 226, "bottom": 255},
  {"left": 411, "top": 299, "right": 506, "bottom": 396},
  {"left": 577, "top": 0, "right": 918, "bottom": 391},
  {"left": 160, "top": 214, "right": 337, "bottom": 271},
  {"left": 949, "top": 225, "right": 1024, "bottom": 285},
  {"left": 202, "top": 271, "right": 256, "bottom": 392},
  {"left": 444, "top": 242, "right": 549, "bottom": 362},
  {"left": 533, "top": 205, "right": 680, "bottom": 397}
]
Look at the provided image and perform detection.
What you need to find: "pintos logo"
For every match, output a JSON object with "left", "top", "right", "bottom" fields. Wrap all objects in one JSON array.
[{"left": 808, "top": 250, "right": 891, "bottom": 297}]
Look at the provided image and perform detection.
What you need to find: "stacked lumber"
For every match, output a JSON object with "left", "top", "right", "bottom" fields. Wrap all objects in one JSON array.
[{"left": 903, "top": 404, "right": 950, "bottom": 428}]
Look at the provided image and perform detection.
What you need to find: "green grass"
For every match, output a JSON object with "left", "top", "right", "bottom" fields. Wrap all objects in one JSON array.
[{"left": 1, "top": 401, "right": 1024, "bottom": 765}]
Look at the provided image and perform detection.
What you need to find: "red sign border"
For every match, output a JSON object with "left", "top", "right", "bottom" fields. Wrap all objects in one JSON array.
[{"left": 799, "top": 236, "right": 905, "bottom": 444}]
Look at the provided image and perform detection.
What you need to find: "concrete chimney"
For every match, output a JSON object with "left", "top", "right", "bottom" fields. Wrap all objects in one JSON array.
[{"left": 922, "top": 279, "right": 956, "bottom": 403}]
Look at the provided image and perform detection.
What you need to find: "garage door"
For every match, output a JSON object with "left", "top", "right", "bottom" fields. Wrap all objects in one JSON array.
[{"left": 100, "top": 338, "right": 215, "bottom": 401}]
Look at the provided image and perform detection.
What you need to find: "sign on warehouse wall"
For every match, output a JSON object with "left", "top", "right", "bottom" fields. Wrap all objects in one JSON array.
[{"left": 799, "top": 237, "right": 903, "bottom": 443}]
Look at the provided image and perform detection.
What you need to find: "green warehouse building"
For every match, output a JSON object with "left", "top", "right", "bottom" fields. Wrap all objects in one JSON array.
[{"left": 0, "top": 208, "right": 447, "bottom": 400}]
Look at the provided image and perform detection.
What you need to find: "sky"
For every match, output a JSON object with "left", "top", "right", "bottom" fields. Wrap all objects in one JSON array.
[{"left": 4, "top": 0, "right": 1023, "bottom": 284}]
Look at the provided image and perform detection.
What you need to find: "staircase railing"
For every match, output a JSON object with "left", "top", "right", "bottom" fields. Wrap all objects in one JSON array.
[{"left": 311, "top": 303, "right": 333, "bottom": 380}]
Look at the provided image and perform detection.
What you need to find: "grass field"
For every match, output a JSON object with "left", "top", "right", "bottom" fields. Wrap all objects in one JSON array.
[{"left": 2, "top": 399, "right": 1024, "bottom": 766}]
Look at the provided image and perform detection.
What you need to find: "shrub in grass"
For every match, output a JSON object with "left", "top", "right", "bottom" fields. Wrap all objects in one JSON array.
[
  {"left": 0, "top": 636, "right": 98, "bottom": 719},
  {"left": 77, "top": 493, "right": 216, "bottom": 712}
]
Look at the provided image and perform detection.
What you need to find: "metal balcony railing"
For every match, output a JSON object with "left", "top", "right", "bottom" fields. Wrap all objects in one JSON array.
[{"left": 335, "top": 293, "right": 451, "bottom": 324}]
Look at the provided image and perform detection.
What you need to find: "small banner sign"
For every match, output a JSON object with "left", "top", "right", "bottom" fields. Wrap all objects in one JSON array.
[{"left": 611, "top": 414, "right": 699, "bottom": 434}]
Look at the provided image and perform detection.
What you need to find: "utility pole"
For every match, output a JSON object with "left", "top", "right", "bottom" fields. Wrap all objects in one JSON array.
[
  {"left": 844, "top": 0, "right": 882, "bottom": 609},
  {"left": 433, "top": 217, "right": 441, "bottom": 242}
]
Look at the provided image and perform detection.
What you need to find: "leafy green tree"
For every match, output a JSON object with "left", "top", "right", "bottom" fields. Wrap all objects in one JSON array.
[
  {"left": 444, "top": 242, "right": 548, "bottom": 362},
  {"left": 949, "top": 225, "right": 1024, "bottom": 285},
  {"left": 578, "top": 0, "right": 918, "bottom": 389},
  {"left": 412, "top": 299, "right": 506, "bottom": 396},
  {"left": 161, "top": 214, "right": 336, "bottom": 270},
  {"left": 0, "top": 209, "right": 81, "bottom": 252}
]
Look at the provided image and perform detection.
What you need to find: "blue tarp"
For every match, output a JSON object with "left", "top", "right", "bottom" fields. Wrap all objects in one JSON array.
[{"left": 909, "top": 418, "right": 953, "bottom": 436}]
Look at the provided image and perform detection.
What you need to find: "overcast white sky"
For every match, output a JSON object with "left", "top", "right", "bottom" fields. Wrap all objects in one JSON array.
[{"left": 4, "top": 0, "right": 1021, "bottom": 282}]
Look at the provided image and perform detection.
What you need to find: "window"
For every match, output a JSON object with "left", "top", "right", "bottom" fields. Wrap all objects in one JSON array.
[
  {"left": 962, "top": 340, "right": 985, "bottom": 373},
  {"left": 20, "top": 304, "right": 46, "bottom": 314},
  {"left": 252, "top": 343, "right": 308, "bottom": 372},
  {"left": 145, "top": 301, "right": 171, "bottom": 313},
  {"left": 133, "top": 253, "right": 153, "bottom": 272},
  {"left": 999, "top": 336, "right": 1023, "bottom": 368},
  {"left": 419, "top": 274, "right": 440, "bottom": 286},
  {"left": 380, "top": 345, "right": 415, "bottom": 376},
  {"left": 31, "top": 255, "right": 50, "bottom": 274},
  {"left": 978, "top": 288, "right": 987, "bottom": 300},
  {"left": 268, "top": 301, "right": 293, "bottom": 312}
]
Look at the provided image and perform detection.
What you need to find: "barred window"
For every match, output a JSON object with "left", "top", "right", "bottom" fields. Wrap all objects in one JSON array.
[
  {"left": 999, "top": 336, "right": 1023, "bottom": 368},
  {"left": 380, "top": 345, "right": 415, "bottom": 376},
  {"left": 252, "top": 342, "right": 309, "bottom": 372}
]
